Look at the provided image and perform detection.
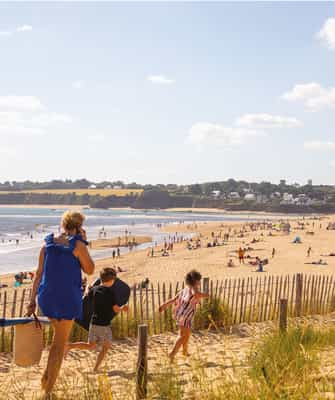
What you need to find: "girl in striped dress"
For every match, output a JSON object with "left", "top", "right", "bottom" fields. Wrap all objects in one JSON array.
[{"left": 159, "top": 270, "right": 208, "bottom": 362}]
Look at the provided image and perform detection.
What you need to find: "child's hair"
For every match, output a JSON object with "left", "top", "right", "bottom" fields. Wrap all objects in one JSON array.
[
  {"left": 61, "top": 210, "right": 85, "bottom": 232},
  {"left": 100, "top": 267, "right": 117, "bottom": 283},
  {"left": 185, "top": 269, "right": 202, "bottom": 287}
]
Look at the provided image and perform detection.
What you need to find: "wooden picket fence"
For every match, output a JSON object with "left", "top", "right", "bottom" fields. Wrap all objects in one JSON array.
[{"left": 1, "top": 273, "right": 335, "bottom": 352}]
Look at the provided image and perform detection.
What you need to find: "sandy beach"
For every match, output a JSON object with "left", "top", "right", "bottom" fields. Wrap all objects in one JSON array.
[
  {"left": 1, "top": 214, "right": 334, "bottom": 289},
  {"left": 92, "top": 215, "right": 334, "bottom": 287}
]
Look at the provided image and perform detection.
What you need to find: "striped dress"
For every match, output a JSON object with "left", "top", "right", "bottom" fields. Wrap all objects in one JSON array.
[{"left": 174, "top": 287, "right": 199, "bottom": 329}]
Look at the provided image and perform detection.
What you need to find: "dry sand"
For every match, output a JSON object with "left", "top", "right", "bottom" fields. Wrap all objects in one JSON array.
[
  {"left": 1, "top": 314, "right": 335, "bottom": 399},
  {"left": 91, "top": 214, "right": 335, "bottom": 287},
  {"left": 1, "top": 215, "right": 335, "bottom": 289}
]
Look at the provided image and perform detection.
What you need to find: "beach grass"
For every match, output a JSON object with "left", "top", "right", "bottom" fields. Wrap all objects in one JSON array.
[{"left": 2, "top": 325, "right": 335, "bottom": 399}]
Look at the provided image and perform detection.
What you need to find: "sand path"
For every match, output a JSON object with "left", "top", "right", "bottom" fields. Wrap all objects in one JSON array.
[{"left": 2, "top": 314, "right": 335, "bottom": 399}]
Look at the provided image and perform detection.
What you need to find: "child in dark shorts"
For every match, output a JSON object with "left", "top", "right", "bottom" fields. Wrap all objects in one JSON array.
[{"left": 65, "top": 267, "right": 128, "bottom": 371}]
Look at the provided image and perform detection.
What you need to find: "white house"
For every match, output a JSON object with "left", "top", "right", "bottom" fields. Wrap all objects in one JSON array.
[
  {"left": 228, "top": 192, "right": 240, "bottom": 200},
  {"left": 280, "top": 193, "right": 294, "bottom": 205},
  {"left": 211, "top": 190, "right": 221, "bottom": 198},
  {"left": 88, "top": 184, "right": 97, "bottom": 189},
  {"left": 270, "top": 192, "right": 281, "bottom": 199},
  {"left": 244, "top": 193, "right": 256, "bottom": 201}
]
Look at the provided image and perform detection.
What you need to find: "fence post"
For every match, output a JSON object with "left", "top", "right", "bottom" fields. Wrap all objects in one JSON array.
[
  {"left": 295, "top": 273, "right": 303, "bottom": 317},
  {"left": 279, "top": 299, "right": 288, "bottom": 333},
  {"left": 1, "top": 291, "right": 7, "bottom": 352},
  {"left": 136, "top": 324, "right": 148, "bottom": 400},
  {"left": 203, "top": 277, "right": 210, "bottom": 295}
]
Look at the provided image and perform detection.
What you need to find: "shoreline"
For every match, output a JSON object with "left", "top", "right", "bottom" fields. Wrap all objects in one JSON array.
[
  {"left": 0, "top": 204, "right": 90, "bottom": 209},
  {"left": 0, "top": 204, "right": 322, "bottom": 218},
  {"left": 164, "top": 207, "right": 308, "bottom": 217}
]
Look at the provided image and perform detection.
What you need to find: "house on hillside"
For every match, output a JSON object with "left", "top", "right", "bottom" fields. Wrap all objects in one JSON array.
[
  {"left": 244, "top": 193, "right": 256, "bottom": 201},
  {"left": 270, "top": 192, "right": 281, "bottom": 199},
  {"left": 228, "top": 192, "right": 240, "bottom": 200},
  {"left": 211, "top": 190, "right": 221, "bottom": 198},
  {"left": 280, "top": 193, "right": 294, "bottom": 205},
  {"left": 88, "top": 184, "right": 97, "bottom": 189}
]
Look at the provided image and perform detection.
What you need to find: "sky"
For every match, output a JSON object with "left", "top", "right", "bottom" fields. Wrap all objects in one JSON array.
[{"left": 0, "top": 2, "right": 335, "bottom": 185}]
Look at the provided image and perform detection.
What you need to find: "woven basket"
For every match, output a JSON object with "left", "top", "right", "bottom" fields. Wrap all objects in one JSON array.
[{"left": 14, "top": 314, "right": 43, "bottom": 367}]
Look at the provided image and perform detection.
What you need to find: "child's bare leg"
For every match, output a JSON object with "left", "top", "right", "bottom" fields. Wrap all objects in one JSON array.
[
  {"left": 64, "top": 341, "right": 96, "bottom": 358},
  {"left": 169, "top": 326, "right": 188, "bottom": 362},
  {"left": 94, "top": 341, "right": 111, "bottom": 372},
  {"left": 182, "top": 328, "right": 191, "bottom": 356}
]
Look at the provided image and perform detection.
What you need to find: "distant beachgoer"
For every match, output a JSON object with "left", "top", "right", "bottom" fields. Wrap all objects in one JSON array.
[
  {"left": 254, "top": 257, "right": 264, "bottom": 272},
  {"left": 26, "top": 211, "right": 94, "bottom": 397},
  {"left": 307, "top": 246, "right": 312, "bottom": 257},
  {"left": 227, "top": 259, "right": 234, "bottom": 268},
  {"left": 162, "top": 249, "right": 169, "bottom": 257},
  {"left": 272, "top": 248, "right": 276, "bottom": 258},
  {"left": 159, "top": 270, "right": 208, "bottom": 362},
  {"left": 257, "top": 260, "right": 264, "bottom": 272},
  {"left": 117, "top": 247, "right": 120, "bottom": 258},
  {"left": 112, "top": 250, "right": 116, "bottom": 259},
  {"left": 238, "top": 247, "right": 245, "bottom": 264},
  {"left": 141, "top": 278, "right": 150, "bottom": 289}
]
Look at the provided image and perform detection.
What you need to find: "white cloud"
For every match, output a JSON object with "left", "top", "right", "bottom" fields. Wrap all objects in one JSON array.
[
  {"left": 236, "top": 113, "right": 302, "bottom": 129},
  {"left": 0, "top": 147, "right": 15, "bottom": 156},
  {"left": 72, "top": 80, "right": 84, "bottom": 89},
  {"left": 0, "top": 31, "right": 12, "bottom": 37},
  {"left": 88, "top": 133, "right": 106, "bottom": 142},
  {"left": 316, "top": 18, "right": 335, "bottom": 49},
  {"left": 188, "top": 122, "right": 264, "bottom": 149},
  {"left": 16, "top": 25, "right": 33, "bottom": 33},
  {"left": 282, "top": 82, "right": 335, "bottom": 111},
  {"left": 0, "top": 96, "right": 45, "bottom": 112},
  {"left": 0, "top": 25, "right": 32, "bottom": 38},
  {"left": 0, "top": 96, "right": 72, "bottom": 137},
  {"left": 304, "top": 141, "right": 335, "bottom": 151},
  {"left": 188, "top": 112, "right": 300, "bottom": 150},
  {"left": 147, "top": 75, "right": 175, "bottom": 85}
]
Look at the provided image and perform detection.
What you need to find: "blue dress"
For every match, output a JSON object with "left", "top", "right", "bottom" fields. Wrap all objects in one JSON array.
[{"left": 38, "top": 233, "right": 87, "bottom": 320}]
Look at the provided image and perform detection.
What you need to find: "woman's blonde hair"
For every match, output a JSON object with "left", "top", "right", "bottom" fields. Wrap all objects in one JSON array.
[{"left": 61, "top": 210, "right": 85, "bottom": 232}]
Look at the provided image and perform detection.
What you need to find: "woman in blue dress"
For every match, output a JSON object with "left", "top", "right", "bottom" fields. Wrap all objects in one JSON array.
[{"left": 27, "top": 211, "right": 95, "bottom": 398}]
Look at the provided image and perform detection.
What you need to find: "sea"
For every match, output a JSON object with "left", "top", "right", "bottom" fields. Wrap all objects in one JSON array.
[{"left": 0, "top": 207, "right": 265, "bottom": 276}]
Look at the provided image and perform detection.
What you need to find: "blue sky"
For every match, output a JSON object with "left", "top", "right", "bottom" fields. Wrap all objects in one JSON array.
[{"left": 0, "top": 2, "right": 335, "bottom": 185}]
